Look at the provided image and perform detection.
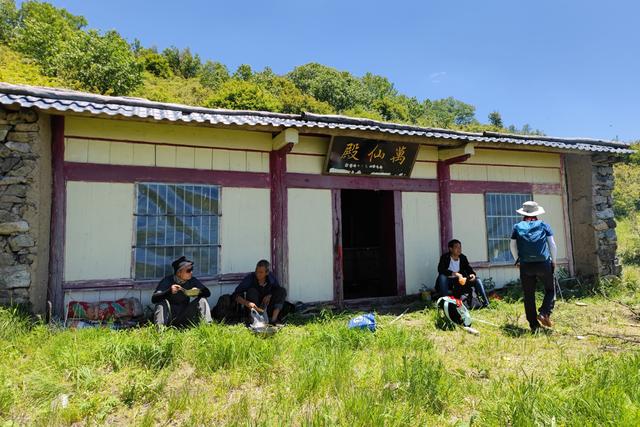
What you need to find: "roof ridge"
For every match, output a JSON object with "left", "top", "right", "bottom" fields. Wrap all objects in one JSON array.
[
  {"left": 0, "top": 82, "right": 634, "bottom": 153},
  {"left": 0, "top": 82, "right": 300, "bottom": 120}
]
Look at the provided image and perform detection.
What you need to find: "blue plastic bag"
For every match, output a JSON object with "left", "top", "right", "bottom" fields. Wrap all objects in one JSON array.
[{"left": 348, "top": 313, "right": 376, "bottom": 331}]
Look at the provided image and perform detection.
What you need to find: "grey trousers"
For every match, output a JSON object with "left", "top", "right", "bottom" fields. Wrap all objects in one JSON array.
[{"left": 154, "top": 298, "right": 212, "bottom": 328}]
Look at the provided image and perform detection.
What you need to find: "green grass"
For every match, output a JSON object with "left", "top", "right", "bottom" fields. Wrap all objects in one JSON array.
[{"left": 1, "top": 275, "right": 639, "bottom": 426}]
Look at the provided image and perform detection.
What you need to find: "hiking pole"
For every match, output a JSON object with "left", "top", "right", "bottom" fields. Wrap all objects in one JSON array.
[
  {"left": 554, "top": 273, "right": 564, "bottom": 302},
  {"left": 473, "top": 318, "right": 500, "bottom": 328}
]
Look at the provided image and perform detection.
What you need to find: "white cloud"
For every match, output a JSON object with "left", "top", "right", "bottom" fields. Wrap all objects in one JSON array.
[{"left": 429, "top": 71, "right": 447, "bottom": 84}]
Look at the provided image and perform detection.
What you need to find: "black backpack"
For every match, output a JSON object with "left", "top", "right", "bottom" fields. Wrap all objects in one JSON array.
[{"left": 212, "top": 294, "right": 241, "bottom": 323}]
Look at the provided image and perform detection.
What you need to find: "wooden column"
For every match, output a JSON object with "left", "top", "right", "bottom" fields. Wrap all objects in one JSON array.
[
  {"left": 48, "top": 115, "right": 65, "bottom": 319},
  {"left": 393, "top": 190, "right": 406, "bottom": 296},
  {"left": 270, "top": 144, "right": 293, "bottom": 287},
  {"left": 331, "top": 189, "right": 343, "bottom": 305},
  {"left": 437, "top": 161, "right": 452, "bottom": 254},
  {"left": 437, "top": 153, "right": 471, "bottom": 254}
]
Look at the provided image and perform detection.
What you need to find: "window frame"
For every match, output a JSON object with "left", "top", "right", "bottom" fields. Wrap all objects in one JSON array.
[
  {"left": 131, "top": 182, "right": 222, "bottom": 281},
  {"left": 484, "top": 192, "right": 532, "bottom": 264}
]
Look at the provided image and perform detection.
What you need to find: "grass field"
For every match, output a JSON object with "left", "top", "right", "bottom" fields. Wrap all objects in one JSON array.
[{"left": 1, "top": 267, "right": 639, "bottom": 426}]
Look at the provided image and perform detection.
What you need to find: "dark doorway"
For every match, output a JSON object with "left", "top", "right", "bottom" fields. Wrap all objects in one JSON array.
[{"left": 341, "top": 189, "right": 397, "bottom": 299}]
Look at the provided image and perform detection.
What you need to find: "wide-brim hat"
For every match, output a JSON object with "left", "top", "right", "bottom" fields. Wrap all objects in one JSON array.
[{"left": 516, "top": 201, "right": 545, "bottom": 216}]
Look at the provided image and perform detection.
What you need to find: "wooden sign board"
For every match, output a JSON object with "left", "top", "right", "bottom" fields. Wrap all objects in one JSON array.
[{"left": 325, "top": 136, "right": 419, "bottom": 177}]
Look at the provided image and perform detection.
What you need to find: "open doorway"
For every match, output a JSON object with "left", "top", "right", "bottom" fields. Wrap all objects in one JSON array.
[{"left": 341, "top": 189, "right": 397, "bottom": 299}]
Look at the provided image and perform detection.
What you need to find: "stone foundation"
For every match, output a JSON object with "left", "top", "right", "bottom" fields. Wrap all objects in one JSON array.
[{"left": 0, "top": 106, "right": 50, "bottom": 311}]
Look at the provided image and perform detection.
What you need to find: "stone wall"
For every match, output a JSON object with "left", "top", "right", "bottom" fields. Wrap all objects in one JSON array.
[
  {"left": 591, "top": 153, "right": 620, "bottom": 277},
  {"left": 0, "top": 106, "right": 51, "bottom": 312},
  {"left": 565, "top": 153, "right": 621, "bottom": 280}
]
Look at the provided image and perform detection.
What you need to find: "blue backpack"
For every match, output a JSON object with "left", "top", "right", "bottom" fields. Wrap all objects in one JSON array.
[{"left": 513, "top": 220, "right": 550, "bottom": 263}]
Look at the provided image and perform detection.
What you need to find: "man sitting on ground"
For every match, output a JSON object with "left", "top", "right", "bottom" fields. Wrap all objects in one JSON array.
[
  {"left": 152, "top": 256, "right": 212, "bottom": 328},
  {"left": 233, "top": 259, "right": 287, "bottom": 324},
  {"left": 436, "top": 239, "right": 489, "bottom": 308}
]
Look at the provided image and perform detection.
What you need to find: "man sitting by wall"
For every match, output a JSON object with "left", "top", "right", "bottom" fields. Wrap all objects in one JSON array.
[
  {"left": 152, "top": 256, "right": 212, "bottom": 328},
  {"left": 436, "top": 239, "right": 489, "bottom": 308},
  {"left": 233, "top": 259, "right": 287, "bottom": 324}
]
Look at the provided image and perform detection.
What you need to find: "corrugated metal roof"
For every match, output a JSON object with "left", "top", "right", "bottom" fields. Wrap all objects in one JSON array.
[{"left": 0, "top": 82, "right": 634, "bottom": 154}]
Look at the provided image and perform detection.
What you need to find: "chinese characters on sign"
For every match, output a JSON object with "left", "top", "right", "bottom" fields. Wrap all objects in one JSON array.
[{"left": 325, "top": 137, "right": 419, "bottom": 177}]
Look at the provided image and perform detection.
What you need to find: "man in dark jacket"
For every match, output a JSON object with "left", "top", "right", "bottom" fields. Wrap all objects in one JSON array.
[
  {"left": 436, "top": 239, "right": 489, "bottom": 308},
  {"left": 152, "top": 256, "right": 212, "bottom": 328},
  {"left": 233, "top": 259, "right": 287, "bottom": 324}
]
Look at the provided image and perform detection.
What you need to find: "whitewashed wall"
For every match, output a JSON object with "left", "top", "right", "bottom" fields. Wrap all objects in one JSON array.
[
  {"left": 451, "top": 194, "right": 488, "bottom": 262},
  {"left": 287, "top": 188, "right": 334, "bottom": 302},
  {"left": 65, "top": 182, "right": 134, "bottom": 281},
  {"left": 220, "top": 188, "right": 271, "bottom": 273},
  {"left": 402, "top": 192, "right": 440, "bottom": 294}
]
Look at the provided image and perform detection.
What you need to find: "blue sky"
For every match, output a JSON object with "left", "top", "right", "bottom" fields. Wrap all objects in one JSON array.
[{"left": 29, "top": 0, "right": 640, "bottom": 142}]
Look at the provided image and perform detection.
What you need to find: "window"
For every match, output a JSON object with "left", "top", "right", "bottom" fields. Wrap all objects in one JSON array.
[
  {"left": 485, "top": 193, "right": 532, "bottom": 262},
  {"left": 134, "top": 183, "right": 220, "bottom": 279}
]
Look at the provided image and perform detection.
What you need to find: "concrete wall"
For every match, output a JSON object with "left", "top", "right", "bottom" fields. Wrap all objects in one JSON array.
[
  {"left": 287, "top": 136, "right": 329, "bottom": 174},
  {"left": 287, "top": 188, "right": 334, "bottom": 302},
  {"left": 402, "top": 192, "right": 440, "bottom": 294},
  {"left": 64, "top": 183, "right": 270, "bottom": 282},
  {"left": 219, "top": 187, "right": 270, "bottom": 273},
  {"left": 451, "top": 149, "right": 561, "bottom": 183},
  {"left": 451, "top": 194, "right": 488, "bottom": 262},
  {"left": 64, "top": 182, "right": 135, "bottom": 281},
  {"left": 411, "top": 146, "right": 438, "bottom": 179},
  {"left": 64, "top": 116, "right": 271, "bottom": 172}
]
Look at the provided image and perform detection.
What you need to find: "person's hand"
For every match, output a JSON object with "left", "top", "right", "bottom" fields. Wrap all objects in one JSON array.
[
  {"left": 551, "top": 261, "right": 556, "bottom": 272},
  {"left": 171, "top": 284, "right": 182, "bottom": 294},
  {"left": 469, "top": 274, "right": 476, "bottom": 281},
  {"left": 515, "top": 262, "right": 520, "bottom": 269},
  {"left": 455, "top": 272, "right": 463, "bottom": 279},
  {"left": 262, "top": 295, "right": 271, "bottom": 306},
  {"left": 246, "top": 302, "right": 258, "bottom": 310}
]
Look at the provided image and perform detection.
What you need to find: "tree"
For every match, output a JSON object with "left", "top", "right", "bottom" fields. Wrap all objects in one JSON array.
[
  {"left": 12, "top": 0, "right": 87, "bottom": 75},
  {"left": 206, "top": 79, "right": 282, "bottom": 112},
  {"left": 199, "top": 60, "right": 230, "bottom": 90},
  {"left": 425, "top": 97, "right": 476, "bottom": 127},
  {"left": 162, "top": 46, "right": 201, "bottom": 78},
  {"left": 372, "top": 97, "right": 410, "bottom": 122},
  {"left": 361, "top": 72, "right": 397, "bottom": 101},
  {"left": 252, "top": 73, "right": 333, "bottom": 114},
  {"left": 233, "top": 64, "right": 253, "bottom": 81},
  {"left": 178, "top": 48, "right": 201, "bottom": 78},
  {"left": 57, "top": 30, "right": 142, "bottom": 95},
  {"left": 139, "top": 48, "right": 172, "bottom": 78},
  {"left": 0, "top": 0, "right": 19, "bottom": 43},
  {"left": 287, "top": 63, "right": 367, "bottom": 112},
  {"left": 488, "top": 111, "right": 503, "bottom": 128}
]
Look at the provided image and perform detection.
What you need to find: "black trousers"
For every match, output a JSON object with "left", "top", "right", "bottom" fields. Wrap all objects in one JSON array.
[
  {"left": 154, "top": 298, "right": 211, "bottom": 328},
  {"left": 520, "top": 261, "right": 555, "bottom": 329},
  {"left": 245, "top": 286, "right": 287, "bottom": 320}
]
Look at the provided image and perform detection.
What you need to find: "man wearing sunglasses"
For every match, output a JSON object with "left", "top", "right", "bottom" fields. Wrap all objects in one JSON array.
[{"left": 152, "top": 256, "right": 212, "bottom": 328}]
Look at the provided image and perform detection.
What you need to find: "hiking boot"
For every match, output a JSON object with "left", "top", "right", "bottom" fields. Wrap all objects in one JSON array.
[{"left": 537, "top": 313, "right": 553, "bottom": 328}]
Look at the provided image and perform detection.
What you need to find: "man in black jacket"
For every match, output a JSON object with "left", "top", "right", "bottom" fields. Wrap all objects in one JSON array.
[
  {"left": 152, "top": 256, "right": 212, "bottom": 328},
  {"left": 233, "top": 259, "right": 287, "bottom": 324},
  {"left": 436, "top": 239, "right": 489, "bottom": 308}
]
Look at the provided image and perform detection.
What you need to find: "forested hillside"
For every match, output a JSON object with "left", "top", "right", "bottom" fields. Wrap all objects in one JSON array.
[{"left": 0, "top": 0, "right": 545, "bottom": 134}]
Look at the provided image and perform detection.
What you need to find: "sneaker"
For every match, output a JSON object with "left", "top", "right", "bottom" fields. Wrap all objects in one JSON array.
[{"left": 537, "top": 314, "right": 553, "bottom": 328}]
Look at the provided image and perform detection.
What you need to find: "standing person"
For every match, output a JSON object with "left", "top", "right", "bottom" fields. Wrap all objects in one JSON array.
[
  {"left": 152, "top": 256, "right": 212, "bottom": 328},
  {"left": 233, "top": 259, "right": 287, "bottom": 324},
  {"left": 510, "top": 201, "right": 558, "bottom": 332},
  {"left": 436, "top": 239, "right": 489, "bottom": 308}
]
